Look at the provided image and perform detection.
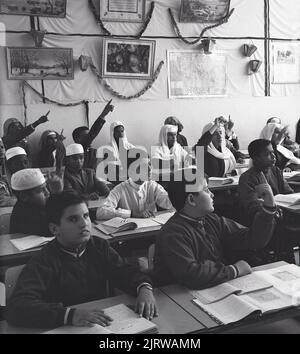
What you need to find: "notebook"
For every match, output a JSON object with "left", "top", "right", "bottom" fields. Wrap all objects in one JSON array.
[
  {"left": 44, "top": 304, "right": 158, "bottom": 334},
  {"left": 190, "top": 272, "right": 272, "bottom": 304},
  {"left": 192, "top": 264, "right": 300, "bottom": 325},
  {"left": 283, "top": 171, "right": 300, "bottom": 181},
  {"left": 208, "top": 177, "right": 235, "bottom": 187},
  {"left": 95, "top": 217, "right": 159, "bottom": 236},
  {"left": 10, "top": 235, "right": 55, "bottom": 251}
]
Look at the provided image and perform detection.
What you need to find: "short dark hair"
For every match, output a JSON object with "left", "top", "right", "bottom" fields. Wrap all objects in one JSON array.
[
  {"left": 46, "top": 191, "right": 87, "bottom": 225},
  {"left": 72, "top": 126, "right": 88, "bottom": 142},
  {"left": 167, "top": 171, "right": 208, "bottom": 211},
  {"left": 248, "top": 139, "right": 272, "bottom": 159}
]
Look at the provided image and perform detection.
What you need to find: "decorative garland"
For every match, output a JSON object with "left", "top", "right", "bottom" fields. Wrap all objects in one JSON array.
[
  {"left": 88, "top": 0, "right": 155, "bottom": 38},
  {"left": 168, "top": 6, "right": 235, "bottom": 45},
  {"left": 88, "top": 59, "right": 165, "bottom": 99}
]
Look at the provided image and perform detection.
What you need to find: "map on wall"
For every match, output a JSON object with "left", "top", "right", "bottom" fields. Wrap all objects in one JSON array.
[
  {"left": 272, "top": 42, "right": 300, "bottom": 84},
  {"left": 167, "top": 50, "right": 227, "bottom": 98}
]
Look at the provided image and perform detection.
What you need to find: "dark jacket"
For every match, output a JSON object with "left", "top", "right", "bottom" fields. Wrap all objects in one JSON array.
[
  {"left": 154, "top": 210, "right": 275, "bottom": 290},
  {"left": 6, "top": 236, "right": 152, "bottom": 328}
]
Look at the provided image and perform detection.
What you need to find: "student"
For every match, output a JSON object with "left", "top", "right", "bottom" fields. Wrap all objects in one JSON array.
[
  {"left": 97, "top": 153, "right": 173, "bottom": 220},
  {"left": 238, "top": 139, "right": 293, "bottom": 223},
  {"left": 164, "top": 116, "right": 188, "bottom": 147},
  {"left": 64, "top": 143, "right": 110, "bottom": 200},
  {"left": 153, "top": 170, "right": 276, "bottom": 289},
  {"left": 2, "top": 114, "right": 49, "bottom": 152},
  {"left": 6, "top": 191, "right": 157, "bottom": 329},
  {"left": 37, "top": 130, "right": 58, "bottom": 168},
  {"left": 152, "top": 125, "right": 191, "bottom": 177},
  {"left": 194, "top": 117, "right": 236, "bottom": 177},
  {"left": 5, "top": 147, "right": 29, "bottom": 175},
  {"left": 260, "top": 122, "right": 300, "bottom": 170},
  {"left": 72, "top": 100, "right": 114, "bottom": 169},
  {"left": 9, "top": 168, "right": 62, "bottom": 236}
]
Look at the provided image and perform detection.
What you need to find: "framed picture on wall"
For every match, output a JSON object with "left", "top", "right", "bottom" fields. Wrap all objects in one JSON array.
[
  {"left": 102, "top": 38, "right": 156, "bottom": 80},
  {"left": 0, "top": 0, "right": 67, "bottom": 18},
  {"left": 179, "top": 0, "right": 230, "bottom": 23},
  {"left": 272, "top": 42, "right": 300, "bottom": 84},
  {"left": 100, "top": 0, "right": 145, "bottom": 23},
  {"left": 167, "top": 50, "right": 227, "bottom": 98},
  {"left": 6, "top": 47, "right": 74, "bottom": 80}
]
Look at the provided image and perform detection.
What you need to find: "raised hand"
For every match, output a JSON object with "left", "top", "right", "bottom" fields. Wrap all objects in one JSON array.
[
  {"left": 101, "top": 99, "right": 114, "bottom": 117},
  {"left": 38, "top": 110, "right": 50, "bottom": 124}
]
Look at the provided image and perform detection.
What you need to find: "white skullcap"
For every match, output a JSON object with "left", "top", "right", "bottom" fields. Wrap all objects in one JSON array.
[
  {"left": 5, "top": 147, "right": 27, "bottom": 161},
  {"left": 11, "top": 168, "right": 46, "bottom": 191},
  {"left": 66, "top": 143, "right": 84, "bottom": 157},
  {"left": 47, "top": 131, "right": 56, "bottom": 137}
]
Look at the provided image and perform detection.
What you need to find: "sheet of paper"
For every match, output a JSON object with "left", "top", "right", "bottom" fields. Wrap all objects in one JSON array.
[
  {"left": 10, "top": 236, "right": 55, "bottom": 251},
  {"left": 152, "top": 211, "right": 175, "bottom": 225}
]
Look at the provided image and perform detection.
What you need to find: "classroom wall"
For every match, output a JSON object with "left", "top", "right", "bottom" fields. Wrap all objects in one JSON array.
[{"left": 1, "top": 0, "right": 300, "bottom": 161}]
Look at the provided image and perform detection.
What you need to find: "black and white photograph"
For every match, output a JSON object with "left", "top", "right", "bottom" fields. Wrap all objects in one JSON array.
[
  {"left": 0, "top": 0, "right": 67, "bottom": 17},
  {"left": 102, "top": 38, "right": 156, "bottom": 79},
  {"left": 6, "top": 47, "right": 74, "bottom": 80},
  {"left": 180, "top": 0, "right": 230, "bottom": 23},
  {"left": 1, "top": 0, "right": 300, "bottom": 341}
]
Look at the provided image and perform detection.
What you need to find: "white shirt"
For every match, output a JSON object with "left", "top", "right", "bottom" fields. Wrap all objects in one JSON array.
[{"left": 96, "top": 178, "right": 173, "bottom": 220}]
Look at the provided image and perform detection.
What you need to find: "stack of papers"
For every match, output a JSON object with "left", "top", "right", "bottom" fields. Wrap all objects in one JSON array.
[
  {"left": 274, "top": 193, "right": 300, "bottom": 207},
  {"left": 10, "top": 235, "right": 55, "bottom": 251}
]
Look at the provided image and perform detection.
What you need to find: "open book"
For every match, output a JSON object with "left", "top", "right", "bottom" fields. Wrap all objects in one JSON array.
[
  {"left": 283, "top": 171, "right": 300, "bottom": 182},
  {"left": 10, "top": 235, "right": 55, "bottom": 251},
  {"left": 44, "top": 304, "right": 158, "bottom": 334},
  {"left": 95, "top": 211, "right": 175, "bottom": 236},
  {"left": 192, "top": 264, "right": 300, "bottom": 325},
  {"left": 274, "top": 193, "right": 300, "bottom": 207},
  {"left": 190, "top": 273, "right": 272, "bottom": 304}
]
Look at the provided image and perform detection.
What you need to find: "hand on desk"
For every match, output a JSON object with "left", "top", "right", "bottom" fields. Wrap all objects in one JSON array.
[
  {"left": 234, "top": 260, "right": 252, "bottom": 277},
  {"left": 255, "top": 183, "right": 275, "bottom": 208},
  {"left": 135, "top": 287, "right": 158, "bottom": 321},
  {"left": 72, "top": 308, "right": 113, "bottom": 327}
]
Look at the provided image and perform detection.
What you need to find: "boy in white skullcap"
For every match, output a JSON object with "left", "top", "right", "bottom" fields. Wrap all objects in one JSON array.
[
  {"left": 64, "top": 143, "right": 110, "bottom": 200},
  {"left": 10, "top": 168, "right": 62, "bottom": 236},
  {"left": 5, "top": 146, "right": 29, "bottom": 175}
]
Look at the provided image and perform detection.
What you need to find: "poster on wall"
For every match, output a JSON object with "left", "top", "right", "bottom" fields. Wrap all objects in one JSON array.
[
  {"left": 100, "top": 0, "right": 145, "bottom": 23},
  {"left": 167, "top": 50, "right": 227, "bottom": 98},
  {"left": 6, "top": 47, "right": 74, "bottom": 80},
  {"left": 272, "top": 42, "right": 300, "bottom": 84},
  {"left": 180, "top": 0, "right": 230, "bottom": 23},
  {"left": 102, "top": 38, "right": 156, "bottom": 80},
  {"left": 0, "top": 0, "right": 67, "bottom": 18}
]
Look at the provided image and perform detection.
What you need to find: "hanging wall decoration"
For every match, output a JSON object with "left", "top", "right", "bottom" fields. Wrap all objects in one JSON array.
[
  {"left": 89, "top": 0, "right": 155, "bottom": 38},
  {"left": 272, "top": 42, "right": 300, "bottom": 84},
  {"left": 180, "top": 0, "right": 231, "bottom": 23},
  {"left": 100, "top": 0, "right": 145, "bottom": 23},
  {"left": 6, "top": 47, "right": 74, "bottom": 80},
  {"left": 0, "top": 0, "right": 67, "bottom": 18},
  {"left": 102, "top": 38, "right": 156, "bottom": 80},
  {"left": 167, "top": 50, "right": 227, "bottom": 98},
  {"left": 168, "top": 1, "right": 234, "bottom": 45}
]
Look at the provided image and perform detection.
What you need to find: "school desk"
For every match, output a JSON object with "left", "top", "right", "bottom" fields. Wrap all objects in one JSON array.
[
  {"left": 159, "top": 261, "right": 300, "bottom": 334},
  {"left": 0, "top": 289, "right": 204, "bottom": 334}
]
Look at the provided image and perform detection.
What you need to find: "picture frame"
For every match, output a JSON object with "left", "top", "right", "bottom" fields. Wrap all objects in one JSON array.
[
  {"left": 179, "top": 0, "right": 230, "bottom": 23},
  {"left": 272, "top": 42, "right": 300, "bottom": 84},
  {"left": 0, "top": 0, "right": 67, "bottom": 18},
  {"left": 102, "top": 38, "right": 156, "bottom": 80},
  {"left": 167, "top": 50, "right": 227, "bottom": 98},
  {"left": 6, "top": 47, "right": 74, "bottom": 80},
  {"left": 100, "top": 0, "right": 145, "bottom": 23}
]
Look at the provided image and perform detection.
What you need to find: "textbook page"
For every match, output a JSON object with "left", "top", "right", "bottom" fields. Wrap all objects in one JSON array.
[
  {"left": 274, "top": 193, "right": 300, "bottom": 206},
  {"left": 191, "top": 273, "right": 272, "bottom": 304},
  {"left": 257, "top": 264, "right": 300, "bottom": 297},
  {"left": 10, "top": 236, "right": 55, "bottom": 251},
  {"left": 152, "top": 211, "right": 175, "bottom": 225},
  {"left": 193, "top": 294, "right": 259, "bottom": 325},
  {"left": 241, "top": 287, "right": 296, "bottom": 313}
]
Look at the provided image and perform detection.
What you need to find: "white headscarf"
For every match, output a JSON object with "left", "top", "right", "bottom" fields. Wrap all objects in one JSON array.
[
  {"left": 110, "top": 121, "right": 135, "bottom": 162},
  {"left": 202, "top": 123, "right": 236, "bottom": 174},
  {"left": 260, "top": 123, "right": 300, "bottom": 165},
  {"left": 152, "top": 125, "right": 187, "bottom": 165}
]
